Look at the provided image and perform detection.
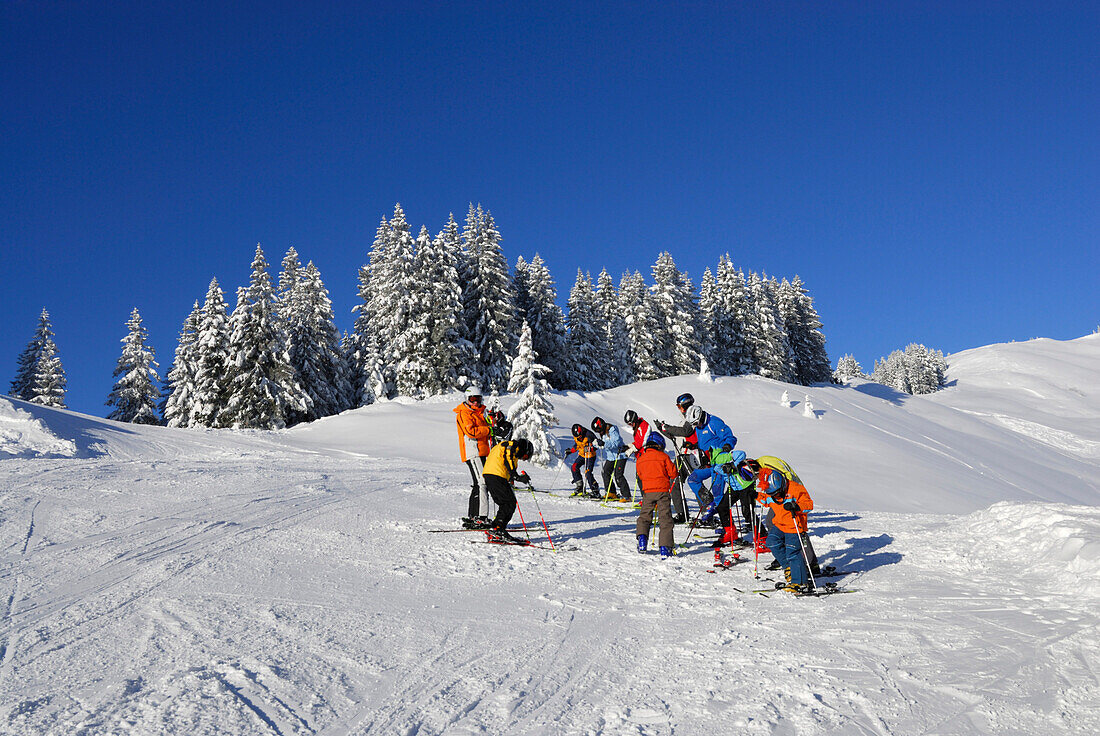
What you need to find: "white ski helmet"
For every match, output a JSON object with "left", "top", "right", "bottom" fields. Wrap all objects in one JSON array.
[
  {"left": 465, "top": 386, "right": 483, "bottom": 402},
  {"left": 685, "top": 405, "right": 706, "bottom": 427}
]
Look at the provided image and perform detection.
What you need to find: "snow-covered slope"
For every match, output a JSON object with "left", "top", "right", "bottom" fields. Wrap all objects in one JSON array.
[{"left": 1, "top": 335, "right": 1098, "bottom": 735}]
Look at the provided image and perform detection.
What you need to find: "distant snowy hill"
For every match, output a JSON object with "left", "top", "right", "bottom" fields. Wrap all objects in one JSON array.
[{"left": 2, "top": 335, "right": 1098, "bottom": 735}]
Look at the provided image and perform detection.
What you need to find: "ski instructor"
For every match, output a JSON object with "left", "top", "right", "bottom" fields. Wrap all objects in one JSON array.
[{"left": 455, "top": 386, "right": 492, "bottom": 529}]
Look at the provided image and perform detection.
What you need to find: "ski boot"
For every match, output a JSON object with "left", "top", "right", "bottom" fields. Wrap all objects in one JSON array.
[
  {"left": 637, "top": 534, "right": 647, "bottom": 554},
  {"left": 659, "top": 546, "right": 673, "bottom": 559},
  {"left": 570, "top": 481, "right": 586, "bottom": 497},
  {"left": 587, "top": 488, "right": 602, "bottom": 500},
  {"left": 486, "top": 527, "right": 529, "bottom": 545},
  {"left": 766, "top": 558, "right": 782, "bottom": 571},
  {"left": 671, "top": 513, "right": 686, "bottom": 524}
]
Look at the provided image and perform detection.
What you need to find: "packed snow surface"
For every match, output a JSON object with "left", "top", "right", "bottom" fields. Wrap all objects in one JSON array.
[{"left": 1, "top": 335, "right": 1098, "bottom": 735}]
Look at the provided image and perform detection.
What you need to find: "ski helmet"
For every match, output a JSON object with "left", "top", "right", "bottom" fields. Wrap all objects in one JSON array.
[
  {"left": 464, "top": 386, "right": 483, "bottom": 404},
  {"left": 623, "top": 409, "right": 639, "bottom": 426},
  {"left": 644, "top": 432, "right": 666, "bottom": 450},
  {"left": 514, "top": 438, "right": 533, "bottom": 460},
  {"left": 591, "top": 416, "right": 608, "bottom": 435},
  {"left": 758, "top": 467, "right": 787, "bottom": 497},
  {"left": 495, "top": 419, "right": 514, "bottom": 437},
  {"left": 737, "top": 462, "right": 756, "bottom": 483},
  {"left": 676, "top": 393, "right": 695, "bottom": 412},
  {"left": 685, "top": 405, "right": 706, "bottom": 427},
  {"left": 571, "top": 423, "right": 586, "bottom": 439}
]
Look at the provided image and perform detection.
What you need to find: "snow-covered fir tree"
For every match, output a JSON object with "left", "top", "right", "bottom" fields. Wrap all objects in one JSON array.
[
  {"left": 713, "top": 255, "right": 753, "bottom": 376},
  {"left": 191, "top": 278, "right": 231, "bottom": 427},
  {"left": 368, "top": 204, "right": 420, "bottom": 398},
  {"left": 286, "top": 261, "right": 350, "bottom": 420},
  {"left": 594, "top": 269, "right": 631, "bottom": 388},
  {"left": 403, "top": 224, "right": 467, "bottom": 397},
  {"left": 460, "top": 204, "right": 517, "bottom": 391},
  {"left": 778, "top": 276, "right": 832, "bottom": 385},
  {"left": 30, "top": 335, "right": 66, "bottom": 408},
  {"left": 223, "top": 245, "right": 310, "bottom": 429},
  {"left": 648, "top": 252, "right": 699, "bottom": 377},
  {"left": 10, "top": 308, "right": 59, "bottom": 402},
  {"left": 872, "top": 351, "right": 911, "bottom": 394},
  {"left": 513, "top": 253, "right": 567, "bottom": 388},
  {"left": 747, "top": 272, "right": 794, "bottom": 383},
  {"left": 697, "top": 267, "right": 719, "bottom": 369},
  {"left": 440, "top": 213, "right": 478, "bottom": 386},
  {"left": 903, "top": 343, "right": 947, "bottom": 395},
  {"left": 105, "top": 308, "right": 161, "bottom": 424},
  {"left": 563, "top": 270, "right": 607, "bottom": 390},
  {"left": 833, "top": 354, "right": 866, "bottom": 382},
  {"left": 618, "top": 270, "right": 658, "bottom": 382},
  {"left": 277, "top": 246, "right": 304, "bottom": 321},
  {"left": 348, "top": 254, "right": 382, "bottom": 407},
  {"left": 506, "top": 320, "right": 558, "bottom": 467},
  {"left": 162, "top": 301, "right": 202, "bottom": 427}
]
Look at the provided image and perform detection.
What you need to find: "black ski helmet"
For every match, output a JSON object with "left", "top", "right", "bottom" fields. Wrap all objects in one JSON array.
[
  {"left": 676, "top": 393, "right": 695, "bottom": 413},
  {"left": 495, "top": 419, "right": 514, "bottom": 437},
  {"left": 591, "top": 416, "right": 608, "bottom": 434},
  {"left": 571, "top": 423, "right": 586, "bottom": 438},
  {"left": 624, "top": 409, "right": 639, "bottom": 426},
  {"left": 514, "top": 437, "right": 533, "bottom": 460}
]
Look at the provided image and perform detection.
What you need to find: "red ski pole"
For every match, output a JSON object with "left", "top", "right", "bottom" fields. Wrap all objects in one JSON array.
[{"left": 526, "top": 484, "right": 556, "bottom": 552}]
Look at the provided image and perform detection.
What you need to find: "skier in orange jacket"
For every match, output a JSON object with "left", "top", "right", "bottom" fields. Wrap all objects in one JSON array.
[
  {"left": 634, "top": 433, "right": 678, "bottom": 558},
  {"left": 455, "top": 387, "right": 492, "bottom": 528},
  {"left": 757, "top": 466, "right": 815, "bottom": 592}
]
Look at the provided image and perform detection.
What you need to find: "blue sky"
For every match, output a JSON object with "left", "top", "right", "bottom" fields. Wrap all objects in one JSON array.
[{"left": 3, "top": 1, "right": 1097, "bottom": 417}]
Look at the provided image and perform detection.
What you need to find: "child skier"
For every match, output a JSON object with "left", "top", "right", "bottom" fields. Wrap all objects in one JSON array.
[
  {"left": 652, "top": 392, "right": 699, "bottom": 523},
  {"left": 455, "top": 387, "right": 492, "bottom": 529},
  {"left": 681, "top": 405, "right": 739, "bottom": 527},
  {"left": 623, "top": 409, "right": 650, "bottom": 452},
  {"left": 591, "top": 416, "right": 633, "bottom": 501},
  {"left": 634, "top": 433, "right": 678, "bottom": 559},
  {"left": 757, "top": 466, "right": 815, "bottom": 592},
  {"left": 565, "top": 423, "right": 600, "bottom": 497},
  {"left": 482, "top": 437, "right": 535, "bottom": 543}
]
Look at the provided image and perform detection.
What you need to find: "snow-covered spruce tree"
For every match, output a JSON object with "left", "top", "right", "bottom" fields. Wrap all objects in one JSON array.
[
  {"left": 191, "top": 278, "right": 231, "bottom": 427},
  {"left": 506, "top": 320, "right": 558, "bottom": 467},
  {"left": 618, "top": 270, "right": 658, "bottom": 382},
  {"left": 833, "top": 354, "right": 866, "bottom": 382},
  {"left": 162, "top": 301, "right": 202, "bottom": 427},
  {"left": 872, "top": 350, "right": 911, "bottom": 394},
  {"left": 714, "top": 255, "right": 753, "bottom": 376},
  {"left": 277, "top": 246, "right": 304, "bottom": 321},
  {"left": 222, "top": 245, "right": 310, "bottom": 429},
  {"left": 649, "top": 252, "right": 700, "bottom": 377},
  {"left": 747, "top": 272, "right": 794, "bottom": 383},
  {"left": 106, "top": 308, "right": 161, "bottom": 424},
  {"left": 348, "top": 251, "right": 382, "bottom": 407},
  {"left": 403, "top": 225, "right": 466, "bottom": 396},
  {"left": 514, "top": 253, "right": 567, "bottom": 388},
  {"left": 30, "top": 334, "right": 66, "bottom": 408},
  {"left": 563, "top": 270, "right": 607, "bottom": 390},
  {"left": 10, "top": 308, "right": 57, "bottom": 401},
  {"left": 903, "top": 343, "right": 947, "bottom": 395},
  {"left": 778, "top": 276, "right": 832, "bottom": 385},
  {"left": 440, "top": 213, "right": 478, "bottom": 385},
  {"left": 697, "top": 267, "right": 718, "bottom": 370},
  {"left": 460, "top": 204, "right": 517, "bottom": 391},
  {"left": 368, "top": 204, "right": 419, "bottom": 398},
  {"left": 287, "top": 261, "right": 350, "bottom": 420},
  {"left": 594, "top": 268, "right": 631, "bottom": 388}
]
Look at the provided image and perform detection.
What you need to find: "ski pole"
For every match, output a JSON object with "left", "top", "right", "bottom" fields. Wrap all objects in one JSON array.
[
  {"left": 525, "top": 484, "right": 557, "bottom": 552},
  {"left": 752, "top": 501, "right": 760, "bottom": 579},
  {"left": 514, "top": 493, "right": 532, "bottom": 542},
  {"left": 794, "top": 512, "right": 817, "bottom": 591}
]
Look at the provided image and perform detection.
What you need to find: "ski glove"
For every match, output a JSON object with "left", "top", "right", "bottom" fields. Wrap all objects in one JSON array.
[
  {"left": 515, "top": 471, "right": 531, "bottom": 485},
  {"left": 783, "top": 498, "right": 800, "bottom": 512}
]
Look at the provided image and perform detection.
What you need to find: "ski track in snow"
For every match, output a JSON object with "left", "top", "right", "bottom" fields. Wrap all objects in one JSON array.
[{"left": 1, "top": 448, "right": 1097, "bottom": 736}]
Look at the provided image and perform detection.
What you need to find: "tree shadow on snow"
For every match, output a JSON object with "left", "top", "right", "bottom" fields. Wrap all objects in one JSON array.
[
  {"left": 10, "top": 397, "right": 140, "bottom": 458},
  {"left": 849, "top": 382, "right": 909, "bottom": 406},
  {"left": 821, "top": 533, "right": 902, "bottom": 573}
]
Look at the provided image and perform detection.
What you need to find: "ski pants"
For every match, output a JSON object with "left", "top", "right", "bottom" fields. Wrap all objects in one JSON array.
[
  {"left": 768, "top": 526, "right": 810, "bottom": 587},
  {"left": 484, "top": 474, "right": 517, "bottom": 530},
  {"left": 636, "top": 491, "right": 675, "bottom": 549},
  {"left": 601, "top": 459, "right": 631, "bottom": 499},
  {"left": 687, "top": 466, "right": 730, "bottom": 515},
  {"left": 571, "top": 455, "right": 598, "bottom": 490},
  {"left": 466, "top": 455, "right": 489, "bottom": 518}
]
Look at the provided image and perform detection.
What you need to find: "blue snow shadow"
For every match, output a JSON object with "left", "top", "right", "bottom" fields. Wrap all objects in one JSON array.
[
  {"left": 849, "top": 382, "right": 910, "bottom": 407},
  {"left": 820, "top": 533, "right": 901, "bottom": 573},
  {"left": 5, "top": 396, "right": 140, "bottom": 458}
]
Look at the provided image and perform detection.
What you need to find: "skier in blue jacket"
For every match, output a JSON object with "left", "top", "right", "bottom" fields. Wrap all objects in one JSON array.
[
  {"left": 682, "top": 405, "right": 739, "bottom": 525},
  {"left": 591, "top": 416, "right": 633, "bottom": 501}
]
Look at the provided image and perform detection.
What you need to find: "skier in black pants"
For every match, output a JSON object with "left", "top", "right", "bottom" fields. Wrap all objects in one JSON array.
[{"left": 652, "top": 392, "right": 699, "bottom": 523}]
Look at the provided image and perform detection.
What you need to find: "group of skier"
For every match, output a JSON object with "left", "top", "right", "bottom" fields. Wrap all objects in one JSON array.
[{"left": 454, "top": 387, "right": 821, "bottom": 594}]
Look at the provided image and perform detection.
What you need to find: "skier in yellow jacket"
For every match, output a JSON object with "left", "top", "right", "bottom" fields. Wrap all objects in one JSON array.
[{"left": 482, "top": 438, "right": 534, "bottom": 543}]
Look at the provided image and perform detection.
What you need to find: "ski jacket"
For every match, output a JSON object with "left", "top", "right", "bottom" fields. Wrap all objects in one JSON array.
[
  {"left": 598, "top": 425, "right": 630, "bottom": 462},
  {"left": 661, "top": 418, "right": 699, "bottom": 446},
  {"left": 483, "top": 440, "right": 521, "bottom": 480},
  {"left": 694, "top": 414, "right": 737, "bottom": 464},
  {"left": 567, "top": 427, "right": 598, "bottom": 460},
  {"left": 758, "top": 479, "right": 813, "bottom": 534},
  {"left": 630, "top": 419, "right": 650, "bottom": 451},
  {"left": 455, "top": 402, "right": 491, "bottom": 462},
  {"left": 635, "top": 447, "right": 677, "bottom": 494}
]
